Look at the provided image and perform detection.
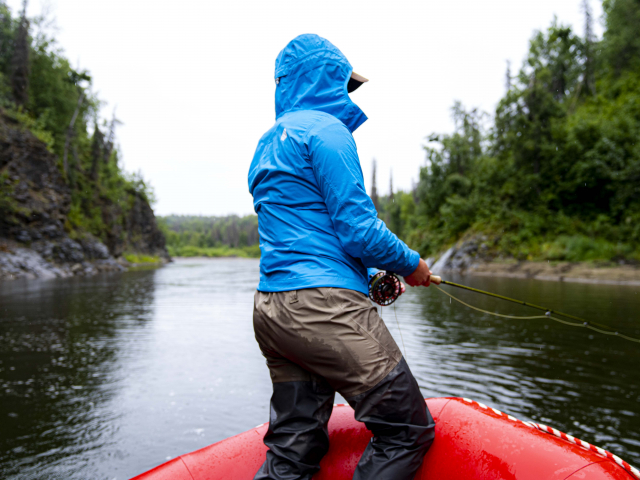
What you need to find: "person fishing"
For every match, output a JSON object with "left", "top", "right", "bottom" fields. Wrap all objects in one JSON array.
[{"left": 247, "top": 34, "right": 436, "bottom": 480}]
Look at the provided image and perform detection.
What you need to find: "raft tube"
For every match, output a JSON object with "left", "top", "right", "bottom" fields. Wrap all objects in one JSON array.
[{"left": 132, "top": 397, "right": 639, "bottom": 480}]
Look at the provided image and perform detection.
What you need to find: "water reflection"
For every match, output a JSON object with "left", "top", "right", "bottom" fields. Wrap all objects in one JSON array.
[
  {"left": 391, "top": 274, "right": 640, "bottom": 459},
  {"left": 0, "top": 260, "right": 638, "bottom": 479},
  {"left": 1, "top": 271, "right": 157, "bottom": 479}
]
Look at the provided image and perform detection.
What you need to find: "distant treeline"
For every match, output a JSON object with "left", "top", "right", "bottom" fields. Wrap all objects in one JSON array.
[
  {"left": 158, "top": 0, "right": 639, "bottom": 266},
  {"left": 373, "top": 0, "right": 640, "bottom": 263},
  {"left": 159, "top": 215, "right": 260, "bottom": 258}
]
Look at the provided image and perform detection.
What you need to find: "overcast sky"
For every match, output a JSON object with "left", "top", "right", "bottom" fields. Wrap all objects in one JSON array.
[{"left": 9, "top": 0, "right": 603, "bottom": 216}]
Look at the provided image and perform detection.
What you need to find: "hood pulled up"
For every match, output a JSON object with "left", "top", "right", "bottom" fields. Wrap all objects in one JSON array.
[{"left": 274, "top": 34, "right": 367, "bottom": 133}]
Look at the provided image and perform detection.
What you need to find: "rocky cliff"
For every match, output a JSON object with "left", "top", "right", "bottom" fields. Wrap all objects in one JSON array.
[
  {"left": 427, "top": 235, "right": 640, "bottom": 285},
  {"left": 0, "top": 113, "right": 169, "bottom": 280}
]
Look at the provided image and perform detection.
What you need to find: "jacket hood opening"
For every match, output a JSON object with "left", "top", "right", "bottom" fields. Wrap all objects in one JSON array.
[{"left": 274, "top": 34, "right": 367, "bottom": 133}]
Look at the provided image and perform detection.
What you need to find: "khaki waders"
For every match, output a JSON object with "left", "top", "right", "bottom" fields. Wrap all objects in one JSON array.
[{"left": 252, "top": 287, "right": 436, "bottom": 480}]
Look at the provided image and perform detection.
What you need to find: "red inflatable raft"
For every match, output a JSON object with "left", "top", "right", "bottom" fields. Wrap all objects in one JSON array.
[{"left": 132, "top": 397, "right": 639, "bottom": 480}]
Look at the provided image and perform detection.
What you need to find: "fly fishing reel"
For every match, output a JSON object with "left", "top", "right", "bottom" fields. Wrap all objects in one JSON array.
[{"left": 369, "top": 272, "right": 401, "bottom": 306}]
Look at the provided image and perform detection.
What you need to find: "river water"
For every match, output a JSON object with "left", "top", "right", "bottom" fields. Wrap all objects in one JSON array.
[{"left": 1, "top": 258, "right": 639, "bottom": 479}]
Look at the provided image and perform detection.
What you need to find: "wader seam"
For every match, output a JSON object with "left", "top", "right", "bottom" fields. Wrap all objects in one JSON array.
[
  {"left": 341, "top": 355, "right": 401, "bottom": 398},
  {"left": 335, "top": 292, "right": 402, "bottom": 397},
  {"left": 341, "top": 299, "right": 401, "bottom": 361},
  {"left": 268, "top": 289, "right": 346, "bottom": 384}
]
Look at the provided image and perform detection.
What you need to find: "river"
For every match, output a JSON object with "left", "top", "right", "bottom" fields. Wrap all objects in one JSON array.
[{"left": 1, "top": 258, "right": 639, "bottom": 479}]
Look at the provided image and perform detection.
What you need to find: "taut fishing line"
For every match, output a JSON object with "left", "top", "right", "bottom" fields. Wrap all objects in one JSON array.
[
  {"left": 368, "top": 272, "right": 640, "bottom": 345},
  {"left": 393, "top": 303, "right": 407, "bottom": 357},
  {"left": 370, "top": 272, "right": 408, "bottom": 356},
  {"left": 434, "top": 280, "right": 640, "bottom": 344},
  {"left": 377, "top": 304, "right": 407, "bottom": 358}
]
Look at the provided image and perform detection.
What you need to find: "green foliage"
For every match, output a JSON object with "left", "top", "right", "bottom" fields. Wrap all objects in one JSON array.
[
  {"left": 602, "top": 0, "right": 640, "bottom": 74},
  {"left": 160, "top": 215, "right": 260, "bottom": 257},
  {"left": 0, "top": 4, "right": 157, "bottom": 245},
  {"left": 377, "top": 0, "right": 640, "bottom": 264},
  {"left": 124, "top": 253, "right": 162, "bottom": 264},
  {"left": 167, "top": 244, "right": 261, "bottom": 258},
  {"left": 5, "top": 106, "right": 54, "bottom": 149},
  {"left": 541, "top": 235, "right": 634, "bottom": 262},
  {"left": 0, "top": 171, "right": 18, "bottom": 216}
]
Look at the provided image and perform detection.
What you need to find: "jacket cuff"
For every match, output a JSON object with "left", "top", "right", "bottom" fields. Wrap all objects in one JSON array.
[
  {"left": 367, "top": 268, "right": 381, "bottom": 279},
  {"left": 396, "top": 250, "right": 421, "bottom": 277}
]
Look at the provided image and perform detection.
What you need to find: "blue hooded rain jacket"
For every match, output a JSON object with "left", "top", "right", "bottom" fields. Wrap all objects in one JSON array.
[{"left": 248, "top": 34, "right": 420, "bottom": 295}]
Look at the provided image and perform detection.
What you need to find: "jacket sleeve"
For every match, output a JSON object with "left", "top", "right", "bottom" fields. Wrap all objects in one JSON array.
[{"left": 307, "top": 120, "right": 420, "bottom": 277}]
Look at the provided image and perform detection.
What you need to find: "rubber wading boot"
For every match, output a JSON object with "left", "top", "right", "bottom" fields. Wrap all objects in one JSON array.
[
  {"left": 253, "top": 376, "right": 335, "bottom": 480},
  {"left": 346, "top": 358, "right": 436, "bottom": 480}
]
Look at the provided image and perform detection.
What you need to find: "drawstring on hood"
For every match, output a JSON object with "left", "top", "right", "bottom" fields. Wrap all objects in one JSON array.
[{"left": 274, "top": 34, "right": 368, "bottom": 133}]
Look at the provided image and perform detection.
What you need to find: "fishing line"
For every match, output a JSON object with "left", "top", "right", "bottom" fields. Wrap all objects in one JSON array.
[
  {"left": 393, "top": 303, "right": 407, "bottom": 358},
  {"left": 379, "top": 304, "right": 408, "bottom": 358},
  {"left": 433, "top": 283, "right": 640, "bottom": 344},
  {"left": 368, "top": 271, "right": 640, "bottom": 344}
]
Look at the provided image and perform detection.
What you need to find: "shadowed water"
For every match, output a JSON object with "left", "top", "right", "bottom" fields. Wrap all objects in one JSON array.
[{"left": 1, "top": 258, "right": 638, "bottom": 479}]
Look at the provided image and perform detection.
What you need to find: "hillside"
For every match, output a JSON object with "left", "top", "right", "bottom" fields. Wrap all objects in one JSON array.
[
  {"left": 0, "top": 3, "right": 168, "bottom": 279},
  {"left": 376, "top": 0, "right": 640, "bottom": 271}
]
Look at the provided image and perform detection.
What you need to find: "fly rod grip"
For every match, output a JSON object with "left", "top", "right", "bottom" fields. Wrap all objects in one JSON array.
[{"left": 430, "top": 275, "right": 442, "bottom": 285}]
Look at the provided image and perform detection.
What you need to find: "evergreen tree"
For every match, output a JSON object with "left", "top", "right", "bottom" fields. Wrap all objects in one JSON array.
[
  {"left": 602, "top": 0, "right": 640, "bottom": 74},
  {"left": 392, "top": 2, "right": 640, "bottom": 262},
  {"left": 505, "top": 60, "right": 511, "bottom": 92},
  {"left": 370, "top": 158, "right": 379, "bottom": 212},
  {"left": 0, "top": 2, "right": 14, "bottom": 94},
  {"left": 90, "top": 123, "right": 104, "bottom": 181},
  {"left": 582, "top": 0, "right": 596, "bottom": 96},
  {"left": 10, "top": 0, "right": 28, "bottom": 106},
  {"left": 0, "top": 3, "right": 156, "bottom": 244}
]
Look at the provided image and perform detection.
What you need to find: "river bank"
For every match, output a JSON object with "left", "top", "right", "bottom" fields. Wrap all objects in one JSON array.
[
  {"left": 454, "top": 260, "right": 640, "bottom": 286},
  {"left": 0, "top": 111, "right": 170, "bottom": 282},
  {"left": 0, "top": 238, "right": 169, "bottom": 281},
  {"left": 428, "top": 239, "right": 640, "bottom": 286}
]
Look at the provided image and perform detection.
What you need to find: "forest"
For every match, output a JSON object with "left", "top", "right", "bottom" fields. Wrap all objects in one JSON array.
[
  {"left": 375, "top": 0, "right": 640, "bottom": 263},
  {"left": 164, "top": 1, "right": 640, "bottom": 264},
  {"left": 4, "top": 0, "right": 636, "bottom": 266},
  {"left": 159, "top": 215, "right": 260, "bottom": 258},
  {"left": 0, "top": 1, "right": 155, "bottom": 244}
]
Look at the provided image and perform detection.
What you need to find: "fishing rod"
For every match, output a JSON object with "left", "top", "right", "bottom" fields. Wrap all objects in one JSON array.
[{"left": 368, "top": 271, "right": 640, "bottom": 344}]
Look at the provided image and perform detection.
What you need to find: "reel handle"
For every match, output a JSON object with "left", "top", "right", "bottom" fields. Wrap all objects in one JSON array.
[{"left": 430, "top": 275, "right": 442, "bottom": 285}]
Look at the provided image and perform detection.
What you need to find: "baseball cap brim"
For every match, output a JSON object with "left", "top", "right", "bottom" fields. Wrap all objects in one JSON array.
[{"left": 347, "top": 71, "right": 369, "bottom": 93}]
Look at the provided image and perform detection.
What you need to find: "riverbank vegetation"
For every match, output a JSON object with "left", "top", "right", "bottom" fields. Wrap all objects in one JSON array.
[
  {"left": 376, "top": 0, "right": 640, "bottom": 264},
  {"left": 10, "top": 0, "right": 632, "bottom": 267},
  {"left": 0, "top": 1, "right": 156, "bottom": 243},
  {"left": 123, "top": 253, "right": 162, "bottom": 264},
  {"left": 159, "top": 215, "right": 260, "bottom": 258}
]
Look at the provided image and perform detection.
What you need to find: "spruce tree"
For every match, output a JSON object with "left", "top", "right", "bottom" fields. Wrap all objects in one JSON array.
[
  {"left": 371, "top": 159, "right": 379, "bottom": 212},
  {"left": 90, "top": 123, "right": 105, "bottom": 181},
  {"left": 582, "top": 0, "right": 596, "bottom": 96},
  {"left": 10, "top": 0, "right": 29, "bottom": 106}
]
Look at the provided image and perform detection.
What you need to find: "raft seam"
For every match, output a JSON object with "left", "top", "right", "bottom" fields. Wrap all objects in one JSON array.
[
  {"left": 179, "top": 456, "right": 196, "bottom": 480},
  {"left": 562, "top": 460, "right": 605, "bottom": 480},
  {"left": 433, "top": 397, "right": 454, "bottom": 420}
]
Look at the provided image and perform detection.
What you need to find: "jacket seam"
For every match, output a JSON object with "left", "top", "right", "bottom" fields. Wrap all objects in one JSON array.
[
  {"left": 313, "top": 166, "right": 373, "bottom": 259},
  {"left": 305, "top": 121, "right": 394, "bottom": 267},
  {"left": 302, "top": 114, "right": 337, "bottom": 145},
  {"left": 275, "top": 48, "right": 342, "bottom": 77}
]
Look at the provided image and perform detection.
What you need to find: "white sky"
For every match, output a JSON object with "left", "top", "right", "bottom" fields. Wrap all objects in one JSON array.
[{"left": 9, "top": 0, "right": 603, "bottom": 216}]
